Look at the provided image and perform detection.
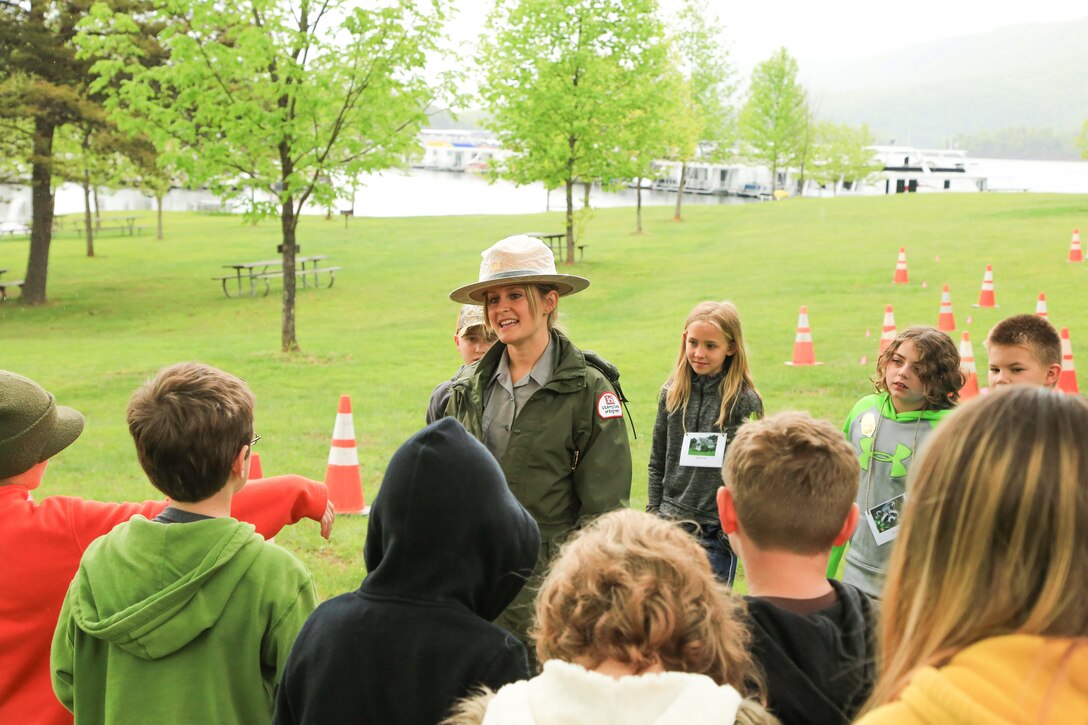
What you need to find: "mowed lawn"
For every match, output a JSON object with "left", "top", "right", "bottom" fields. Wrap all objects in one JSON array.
[{"left": 2, "top": 192, "right": 1085, "bottom": 598}]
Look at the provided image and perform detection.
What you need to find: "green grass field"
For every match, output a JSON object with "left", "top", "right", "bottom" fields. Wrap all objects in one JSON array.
[{"left": 2, "top": 192, "right": 1086, "bottom": 598}]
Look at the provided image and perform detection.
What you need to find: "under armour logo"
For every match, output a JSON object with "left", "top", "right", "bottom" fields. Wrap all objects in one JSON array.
[{"left": 859, "top": 437, "right": 913, "bottom": 478}]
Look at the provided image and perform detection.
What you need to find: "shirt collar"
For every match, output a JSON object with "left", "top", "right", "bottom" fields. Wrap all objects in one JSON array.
[{"left": 491, "top": 336, "right": 556, "bottom": 388}]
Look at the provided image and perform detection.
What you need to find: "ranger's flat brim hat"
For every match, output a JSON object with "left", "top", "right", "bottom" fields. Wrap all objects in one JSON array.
[{"left": 450, "top": 234, "right": 590, "bottom": 304}]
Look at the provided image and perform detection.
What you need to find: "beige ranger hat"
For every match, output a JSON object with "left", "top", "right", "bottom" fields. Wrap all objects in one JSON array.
[{"left": 449, "top": 235, "right": 590, "bottom": 305}]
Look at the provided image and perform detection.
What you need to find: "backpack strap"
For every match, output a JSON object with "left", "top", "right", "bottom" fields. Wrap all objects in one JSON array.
[{"left": 582, "top": 349, "right": 637, "bottom": 439}]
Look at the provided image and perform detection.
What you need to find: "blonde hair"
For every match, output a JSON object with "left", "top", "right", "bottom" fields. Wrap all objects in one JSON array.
[
  {"left": 866, "top": 386, "right": 1088, "bottom": 710},
  {"left": 481, "top": 284, "right": 561, "bottom": 334},
  {"left": 723, "top": 411, "right": 859, "bottom": 555},
  {"left": 532, "top": 509, "right": 764, "bottom": 700},
  {"left": 665, "top": 301, "right": 760, "bottom": 428}
]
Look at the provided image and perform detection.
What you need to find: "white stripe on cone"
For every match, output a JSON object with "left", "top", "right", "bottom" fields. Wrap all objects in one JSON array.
[{"left": 328, "top": 446, "right": 359, "bottom": 467}]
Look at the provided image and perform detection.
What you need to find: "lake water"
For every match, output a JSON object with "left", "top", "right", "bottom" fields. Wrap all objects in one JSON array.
[{"left": 1, "top": 158, "right": 1086, "bottom": 222}]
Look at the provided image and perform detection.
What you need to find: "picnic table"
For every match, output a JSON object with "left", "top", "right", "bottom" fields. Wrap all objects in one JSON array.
[
  {"left": 214, "top": 255, "right": 340, "bottom": 298},
  {"left": 74, "top": 216, "right": 143, "bottom": 237},
  {"left": 0, "top": 268, "right": 24, "bottom": 302},
  {"left": 527, "top": 232, "right": 588, "bottom": 261}
]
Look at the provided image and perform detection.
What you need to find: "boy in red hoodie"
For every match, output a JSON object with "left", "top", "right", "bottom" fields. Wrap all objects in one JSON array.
[{"left": 0, "top": 369, "right": 333, "bottom": 725}]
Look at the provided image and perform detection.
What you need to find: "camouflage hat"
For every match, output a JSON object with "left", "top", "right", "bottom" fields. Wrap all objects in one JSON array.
[
  {"left": 0, "top": 371, "right": 85, "bottom": 479},
  {"left": 455, "top": 304, "right": 486, "bottom": 336}
]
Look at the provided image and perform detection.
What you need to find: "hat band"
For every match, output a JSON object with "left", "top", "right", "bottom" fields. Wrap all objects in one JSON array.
[{"left": 479, "top": 268, "right": 557, "bottom": 284}]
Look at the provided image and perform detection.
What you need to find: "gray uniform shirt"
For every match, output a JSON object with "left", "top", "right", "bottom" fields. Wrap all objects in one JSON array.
[{"left": 482, "top": 338, "right": 555, "bottom": 461}]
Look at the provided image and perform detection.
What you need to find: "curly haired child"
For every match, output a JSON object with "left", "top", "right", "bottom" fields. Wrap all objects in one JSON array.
[
  {"left": 827, "top": 326, "right": 963, "bottom": 597},
  {"left": 445, "top": 509, "right": 778, "bottom": 724}
]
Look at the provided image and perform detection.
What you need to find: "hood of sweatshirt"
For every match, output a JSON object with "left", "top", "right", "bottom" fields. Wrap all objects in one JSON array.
[
  {"left": 745, "top": 580, "right": 877, "bottom": 723},
  {"left": 483, "top": 660, "right": 744, "bottom": 724},
  {"left": 362, "top": 417, "right": 540, "bottom": 621},
  {"left": 67, "top": 517, "right": 264, "bottom": 660}
]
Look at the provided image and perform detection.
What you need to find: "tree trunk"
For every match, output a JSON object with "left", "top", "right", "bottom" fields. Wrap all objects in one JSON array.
[
  {"left": 673, "top": 162, "right": 688, "bottom": 221},
  {"left": 156, "top": 192, "right": 164, "bottom": 239},
  {"left": 92, "top": 187, "right": 101, "bottom": 229},
  {"left": 82, "top": 178, "right": 94, "bottom": 257},
  {"left": 564, "top": 135, "right": 575, "bottom": 265},
  {"left": 23, "top": 118, "right": 56, "bottom": 305},
  {"left": 564, "top": 178, "right": 574, "bottom": 266},
  {"left": 280, "top": 192, "right": 299, "bottom": 353},
  {"left": 582, "top": 181, "right": 590, "bottom": 209},
  {"left": 635, "top": 177, "right": 643, "bottom": 234}
]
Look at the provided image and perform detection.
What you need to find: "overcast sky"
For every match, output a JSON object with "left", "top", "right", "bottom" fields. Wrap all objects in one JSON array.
[{"left": 447, "top": 1, "right": 1088, "bottom": 74}]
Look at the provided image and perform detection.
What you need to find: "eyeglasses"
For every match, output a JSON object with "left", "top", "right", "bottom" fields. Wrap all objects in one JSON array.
[{"left": 250, "top": 435, "right": 261, "bottom": 447}]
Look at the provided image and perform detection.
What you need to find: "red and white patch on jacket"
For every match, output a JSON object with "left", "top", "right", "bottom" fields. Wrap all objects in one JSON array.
[{"left": 596, "top": 392, "right": 623, "bottom": 419}]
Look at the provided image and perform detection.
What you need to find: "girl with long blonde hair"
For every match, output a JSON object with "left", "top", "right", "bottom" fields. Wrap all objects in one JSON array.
[
  {"left": 858, "top": 385, "right": 1088, "bottom": 723},
  {"left": 648, "top": 301, "right": 762, "bottom": 586}
]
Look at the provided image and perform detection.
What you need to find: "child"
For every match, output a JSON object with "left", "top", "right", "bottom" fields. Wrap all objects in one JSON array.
[
  {"left": 718, "top": 411, "right": 877, "bottom": 724},
  {"left": 984, "top": 313, "right": 1062, "bottom": 388},
  {"left": 445, "top": 509, "right": 777, "bottom": 724},
  {"left": 648, "top": 300, "right": 762, "bottom": 585},
  {"left": 0, "top": 369, "right": 332, "bottom": 725},
  {"left": 274, "top": 418, "right": 540, "bottom": 725},
  {"left": 858, "top": 386, "right": 1088, "bottom": 722},
  {"left": 427, "top": 304, "right": 497, "bottom": 424},
  {"left": 51, "top": 363, "right": 320, "bottom": 723},
  {"left": 827, "top": 326, "right": 962, "bottom": 596}
]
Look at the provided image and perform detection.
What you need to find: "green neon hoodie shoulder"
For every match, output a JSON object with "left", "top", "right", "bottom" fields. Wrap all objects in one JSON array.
[{"left": 51, "top": 516, "right": 316, "bottom": 724}]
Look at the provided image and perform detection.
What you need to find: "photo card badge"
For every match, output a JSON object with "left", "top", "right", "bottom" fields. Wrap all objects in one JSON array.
[
  {"left": 866, "top": 493, "right": 905, "bottom": 546},
  {"left": 679, "top": 432, "right": 727, "bottom": 468}
]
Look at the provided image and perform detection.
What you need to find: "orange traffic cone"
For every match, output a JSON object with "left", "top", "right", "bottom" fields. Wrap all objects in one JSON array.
[
  {"left": 879, "top": 304, "right": 896, "bottom": 354},
  {"left": 958, "top": 332, "right": 979, "bottom": 400},
  {"left": 785, "top": 306, "right": 822, "bottom": 366},
  {"left": 1069, "top": 229, "right": 1083, "bottom": 263},
  {"left": 973, "top": 265, "right": 997, "bottom": 308},
  {"left": 247, "top": 452, "right": 264, "bottom": 480},
  {"left": 1036, "top": 293, "right": 1048, "bottom": 318},
  {"left": 325, "top": 394, "right": 369, "bottom": 514},
  {"left": 937, "top": 285, "right": 956, "bottom": 331},
  {"left": 1058, "top": 328, "right": 1080, "bottom": 395},
  {"left": 893, "top": 247, "right": 909, "bottom": 284}
]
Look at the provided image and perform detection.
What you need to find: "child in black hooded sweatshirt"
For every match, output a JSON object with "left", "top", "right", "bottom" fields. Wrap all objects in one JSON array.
[{"left": 273, "top": 418, "right": 541, "bottom": 725}]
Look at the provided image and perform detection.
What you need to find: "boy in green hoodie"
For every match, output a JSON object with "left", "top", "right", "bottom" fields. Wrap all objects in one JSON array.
[{"left": 51, "top": 362, "right": 319, "bottom": 724}]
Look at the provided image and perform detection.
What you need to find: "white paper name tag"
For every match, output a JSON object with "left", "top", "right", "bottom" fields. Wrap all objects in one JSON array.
[
  {"left": 866, "top": 493, "right": 905, "bottom": 545},
  {"left": 680, "top": 432, "right": 727, "bottom": 468}
]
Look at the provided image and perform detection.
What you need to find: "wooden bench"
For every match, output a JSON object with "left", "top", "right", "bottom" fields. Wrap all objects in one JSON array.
[{"left": 0, "top": 279, "right": 25, "bottom": 301}]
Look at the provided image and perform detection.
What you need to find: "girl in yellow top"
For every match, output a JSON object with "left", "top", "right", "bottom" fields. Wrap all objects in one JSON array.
[{"left": 857, "top": 386, "right": 1088, "bottom": 724}]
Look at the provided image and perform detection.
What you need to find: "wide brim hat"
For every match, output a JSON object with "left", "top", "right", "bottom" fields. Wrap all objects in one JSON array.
[
  {"left": 0, "top": 371, "right": 85, "bottom": 479},
  {"left": 450, "top": 234, "right": 590, "bottom": 304}
]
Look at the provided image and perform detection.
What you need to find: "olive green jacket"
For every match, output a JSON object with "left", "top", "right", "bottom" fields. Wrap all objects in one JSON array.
[{"left": 446, "top": 330, "right": 632, "bottom": 537}]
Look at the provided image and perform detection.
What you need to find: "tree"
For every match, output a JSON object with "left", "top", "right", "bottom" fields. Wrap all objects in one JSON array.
[
  {"left": 478, "top": 0, "right": 670, "bottom": 264},
  {"left": 83, "top": 0, "right": 450, "bottom": 352},
  {"left": 739, "top": 48, "right": 808, "bottom": 191},
  {"left": 667, "top": 0, "right": 736, "bottom": 221},
  {"left": 808, "top": 122, "right": 881, "bottom": 195},
  {"left": 0, "top": 0, "right": 122, "bottom": 304}
]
